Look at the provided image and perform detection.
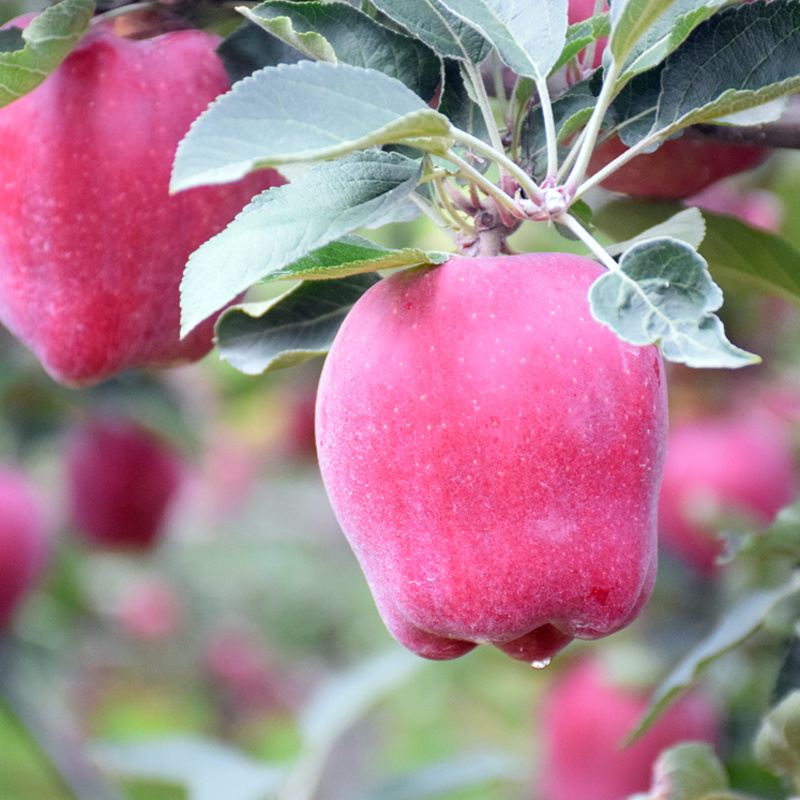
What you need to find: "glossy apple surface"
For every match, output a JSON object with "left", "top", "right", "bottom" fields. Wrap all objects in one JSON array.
[
  {"left": 658, "top": 412, "right": 799, "bottom": 574},
  {"left": 0, "top": 469, "right": 49, "bottom": 630},
  {"left": 587, "top": 135, "right": 769, "bottom": 199},
  {"left": 539, "top": 659, "right": 720, "bottom": 800},
  {"left": 315, "top": 254, "right": 668, "bottom": 663},
  {"left": 0, "top": 19, "right": 283, "bottom": 386},
  {"left": 65, "top": 416, "right": 183, "bottom": 551}
]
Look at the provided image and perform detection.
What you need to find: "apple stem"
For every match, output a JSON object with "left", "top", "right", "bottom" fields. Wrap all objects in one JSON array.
[
  {"left": 446, "top": 128, "right": 544, "bottom": 206},
  {"left": 556, "top": 212, "right": 620, "bottom": 273},
  {"left": 439, "top": 148, "right": 523, "bottom": 221}
]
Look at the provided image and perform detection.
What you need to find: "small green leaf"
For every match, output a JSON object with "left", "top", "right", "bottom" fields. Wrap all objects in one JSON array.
[
  {"left": 171, "top": 60, "right": 451, "bottom": 191},
  {"left": 552, "top": 12, "right": 610, "bottom": 74},
  {"left": 0, "top": 0, "right": 94, "bottom": 108},
  {"left": 734, "top": 499, "right": 800, "bottom": 563},
  {"left": 608, "top": 0, "right": 679, "bottom": 65},
  {"left": 93, "top": 736, "right": 284, "bottom": 800},
  {"left": 238, "top": 4, "right": 337, "bottom": 62},
  {"left": 646, "top": 743, "right": 730, "bottom": 800},
  {"left": 754, "top": 691, "right": 800, "bottom": 790},
  {"left": 604, "top": 207, "right": 705, "bottom": 256},
  {"left": 239, "top": 1, "right": 442, "bottom": 100},
  {"left": 437, "top": 0, "right": 569, "bottom": 80},
  {"left": 629, "top": 572, "right": 800, "bottom": 742},
  {"left": 217, "top": 272, "right": 382, "bottom": 374},
  {"left": 617, "top": 0, "right": 727, "bottom": 80},
  {"left": 180, "top": 150, "right": 423, "bottom": 336},
  {"left": 589, "top": 237, "right": 760, "bottom": 368},
  {"left": 369, "top": 0, "right": 493, "bottom": 63}
]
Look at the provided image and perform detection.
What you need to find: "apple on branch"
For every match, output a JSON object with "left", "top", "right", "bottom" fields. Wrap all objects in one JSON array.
[
  {"left": 316, "top": 253, "right": 668, "bottom": 664},
  {"left": 0, "top": 12, "right": 283, "bottom": 387},
  {"left": 64, "top": 415, "right": 184, "bottom": 552}
]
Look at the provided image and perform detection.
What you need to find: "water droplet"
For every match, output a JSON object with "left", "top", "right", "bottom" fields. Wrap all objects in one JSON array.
[{"left": 531, "top": 658, "right": 551, "bottom": 670}]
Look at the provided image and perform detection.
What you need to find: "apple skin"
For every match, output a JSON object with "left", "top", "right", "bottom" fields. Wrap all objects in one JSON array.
[
  {"left": 0, "top": 469, "right": 49, "bottom": 630},
  {"left": 0, "top": 19, "right": 283, "bottom": 386},
  {"left": 315, "top": 254, "right": 668, "bottom": 663},
  {"left": 658, "top": 412, "right": 799, "bottom": 574},
  {"left": 538, "top": 659, "right": 720, "bottom": 800},
  {"left": 65, "top": 416, "right": 184, "bottom": 551},
  {"left": 587, "top": 135, "right": 769, "bottom": 199}
]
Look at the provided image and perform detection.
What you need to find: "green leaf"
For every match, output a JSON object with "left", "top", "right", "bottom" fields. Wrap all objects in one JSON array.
[
  {"left": 617, "top": 0, "right": 727, "bottom": 80},
  {"left": 644, "top": 743, "right": 730, "bottom": 800},
  {"left": 754, "top": 691, "right": 800, "bottom": 789},
  {"left": 552, "top": 12, "right": 611, "bottom": 74},
  {"left": 698, "top": 212, "right": 800, "bottom": 308},
  {"left": 589, "top": 237, "right": 760, "bottom": 368},
  {"left": 93, "top": 736, "right": 284, "bottom": 800},
  {"left": 608, "top": 0, "right": 679, "bottom": 65},
  {"left": 180, "top": 150, "right": 423, "bottom": 336},
  {"left": 653, "top": 2, "right": 800, "bottom": 136},
  {"left": 734, "top": 499, "right": 800, "bottom": 563},
  {"left": 357, "top": 751, "right": 526, "bottom": 800},
  {"left": 298, "top": 650, "right": 422, "bottom": 751},
  {"left": 436, "top": 0, "right": 569, "bottom": 79},
  {"left": 217, "top": 272, "right": 383, "bottom": 374},
  {"left": 281, "top": 651, "right": 422, "bottom": 800},
  {"left": 238, "top": 4, "right": 337, "bottom": 62},
  {"left": 604, "top": 207, "right": 705, "bottom": 257},
  {"left": 629, "top": 572, "right": 800, "bottom": 742},
  {"left": 170, "top": 60, "right": 451, "bottom": 191},
  {"left": 240, "top": 1, "right": 442, "bottom": 101},
  {"left": 369, "top": 0, "right": 493, "bottom": 63},
  {"left": 0, "top": 0, "right": 94, "bottom": 108}
]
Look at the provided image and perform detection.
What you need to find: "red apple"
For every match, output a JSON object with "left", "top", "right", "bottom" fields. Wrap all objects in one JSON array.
[
  {"left": 587, "top": 134, "right": 769, "bottom": 199},
  {"left": 0, "top": 17, "right": 284, "bottom": 386},
  {"left": 538, "top": 658, "right": 720, "bottom": 800},
  {"left": 65, "top": 415, "right": 184, "bottom": 551},
  {"left": 0, "top": 469, "right": 49, "bottom": 630},
  {"left": 658, "top": 411, "right": 799, "bottom": 574},
  {"left": 315, "top": 254, "right": 668, "bottom": 664}
]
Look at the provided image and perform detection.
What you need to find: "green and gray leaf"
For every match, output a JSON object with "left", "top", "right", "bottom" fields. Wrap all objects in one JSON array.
[
  {"left": 437, "top": 0, "right": 568, "bottom": 80},
  {"left": 240, "top": 1, "right": 441, "bottom": 101},
  {"left": 589, "top": 237, "right": 760, "bottom": 368},
  {"left": 217, "top": 272, "right": 383, "bottom": 374},
  {"left": 369, "top": 0, "right": 492, "bottom": 63},
  {"left": 0, "top": 0, "right": 93, "bottom": 108},
  {"left": 180, "top": 150, "right": 423, "bottom": 335},
  {"left": 171, "top": 60, "right": 451, "bottom": 191}
]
